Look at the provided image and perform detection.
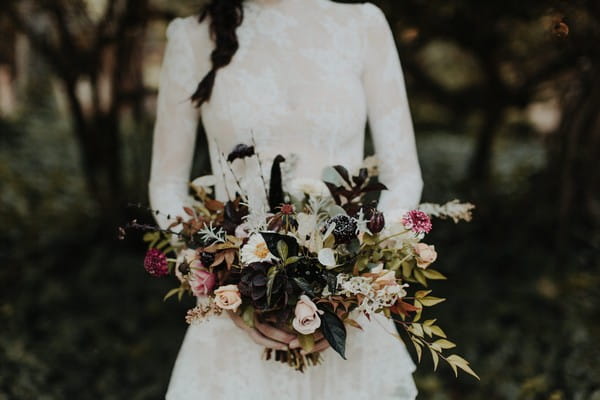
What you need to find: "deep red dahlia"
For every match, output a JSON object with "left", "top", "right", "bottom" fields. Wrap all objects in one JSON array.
[
  {"left": 144, "top": 248, "right": 169, "bottom": 277},
  {"left": 402, "top": 210, "right": 432, "bottom": 234}
]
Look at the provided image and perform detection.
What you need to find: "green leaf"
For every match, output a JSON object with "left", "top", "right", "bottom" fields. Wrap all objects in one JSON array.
[
  {"left": 411, "top": 338, "right": 423, "bottom": 362},
  {"left": 422, "top": 269, "right": 447, "bottom": 280},
  {"left": 298, "top": 334, "right": 315, "bottom": 353},
  {"left": 277, "top": 240, "right": 289, "bottom": 260},
  {"left": 447, "top": 354, "right": 480, "bottom": 380},
  {"left": 293, "top": 277, "right": 316, "bottom": 297},
  {"left": 430, "top": 325, "right": 447, "bottom": 338},
  {"left": 163, "top": 288, "right": 181, "bottom": 302},
  {"left": 410, "top": 323, "right": 424, "bottom": 337},
  {"left": 420, "top": 296, "right": 446, "bottom": 307},
  {"left": 401, "top": 260, "right": 414, "bottom": 278},
  {"left": 434, "top": 339, "right": 456, "bottom": 349},
  {"left": 388, "top": 257, "right": 402, "bottom": 271},
  {"left": 266, "top": 266, "right": 279, "bottom": 306},
  {"left": 319, "top": 307, "right": 347, "bottom": 359},
  {"left": 285, "top": 256, "right": 301, "bottom": 266},
  {"left": 362, "top": 233, "right": 376, "bottom": 245},
  {"left": 260, "top": 232, "right": 299, "bottom": 257},
  {"left": 413, "top": 268, "right": 428, "bottom": 287},
  {"left": 143, "top": 231, "right": 160, "bottom": 243},
  {"left": 429, "top": 347, "right": 440, "bottom": 371},
  {"left": 415, "top": 290, "right": 432, "bottom": 299},
  {"left": 241, "top": 306, "right": 255, "bottom": 328},
  {"left": 323, "top": 233, "right": 336, "bottom": 249},
  {"left": 156, "top": 239, "right": 170, "bottom": 250}
]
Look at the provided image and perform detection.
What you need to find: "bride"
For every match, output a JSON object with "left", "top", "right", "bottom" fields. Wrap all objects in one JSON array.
[{"left": 149, "top": 0, "right": 423, "bottom": 398}]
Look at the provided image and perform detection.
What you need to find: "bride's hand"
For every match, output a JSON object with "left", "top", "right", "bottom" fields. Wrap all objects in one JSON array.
[
  {"left": 227, "top": 311, "right": 295, "bottom": 351},
  {"left": 227, "top": 311, "right": 330, "bottom": 354}
]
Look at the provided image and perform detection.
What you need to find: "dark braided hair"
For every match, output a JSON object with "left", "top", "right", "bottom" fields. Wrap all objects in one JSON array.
[{"left": 191, "top": 0, "right": 245, "bottom": 107}]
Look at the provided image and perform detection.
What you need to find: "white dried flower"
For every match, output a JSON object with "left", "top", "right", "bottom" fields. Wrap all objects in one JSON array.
[{"left": 419, "top": 200, "right": 475, "bottom": 223}]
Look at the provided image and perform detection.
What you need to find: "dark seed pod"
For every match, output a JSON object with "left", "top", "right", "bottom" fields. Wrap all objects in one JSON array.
[
  {"left": 367, "top": 210, "right": 385, "bottom": 234},
  {"left": 178, "top": 261, "right": 191, "bottom": 275}
]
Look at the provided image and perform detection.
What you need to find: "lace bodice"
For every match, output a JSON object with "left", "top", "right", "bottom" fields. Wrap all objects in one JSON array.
[{"left": 149, "top": 0, "right": 423, "bottom": 228}]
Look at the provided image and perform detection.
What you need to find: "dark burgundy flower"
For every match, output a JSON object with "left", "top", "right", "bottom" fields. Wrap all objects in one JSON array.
[
  {"left": 368, "top": 210, "right": 386, "bottom": 234},
  {"left": 327, "top": 215, "right": 358, "bottom": 244},
  {"left": 144, "top": 248, "right": 169, "bottom": 277},
  {"left": 402, "top": 210, "right": 433, "bottom": 234},
  {"left": 239, "top": 262, "right": 288, "bottom": 310}
]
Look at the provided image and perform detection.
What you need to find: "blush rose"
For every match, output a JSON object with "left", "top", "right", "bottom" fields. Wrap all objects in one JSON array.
[
  {"left": 414, "top": 243, "right": 438, "bottom": 269},
  {"left": 292, "top": 295, "right": 324, "bottom": 335},
  {"left": 214, "top": 285, "right": 242, "bottom": 311}
]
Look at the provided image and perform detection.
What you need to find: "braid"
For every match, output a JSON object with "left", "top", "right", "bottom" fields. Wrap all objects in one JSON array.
[{"left": 191, "top": 0, "right": 245, "bottom": 107}]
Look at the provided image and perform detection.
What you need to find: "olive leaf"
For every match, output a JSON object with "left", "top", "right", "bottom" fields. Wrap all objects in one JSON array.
[
  {"left": 266, "top": 266, "right": 279, "bottom": 307},
  {"left": 260, "top": 232, "right": 299, "bottom": 258}
]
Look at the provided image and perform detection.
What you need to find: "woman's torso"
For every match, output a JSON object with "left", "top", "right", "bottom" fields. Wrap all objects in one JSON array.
[{"left": 180, "top": 0, "right": 373, "bottom": 199}]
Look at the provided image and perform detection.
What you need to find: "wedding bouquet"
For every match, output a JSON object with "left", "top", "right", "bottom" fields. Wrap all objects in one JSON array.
[{"left": 123, "top": 144, "right": 477, "bottom": 378}]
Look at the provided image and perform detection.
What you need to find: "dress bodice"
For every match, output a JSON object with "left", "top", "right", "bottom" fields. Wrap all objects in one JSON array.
[{"left": 149, "top": 0, "right": 423, "bottom": 227}]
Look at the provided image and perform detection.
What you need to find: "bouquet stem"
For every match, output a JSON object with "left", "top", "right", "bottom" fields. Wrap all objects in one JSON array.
[{"left": 263, "top": 348, "right": 322, "bottom": 373}]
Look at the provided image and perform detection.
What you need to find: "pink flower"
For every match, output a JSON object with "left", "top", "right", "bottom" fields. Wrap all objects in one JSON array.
[
  {"left": 189, "top": 269, "right": 216, "bottom": 296},
  {"left": 144, "top": 249, "right": 169, "bottom": 277},
  {"left": 292, "top": 295, "right": 324, "bottom": 335},
  {"left": 402, "top": 210, "right": 432, "bottom": 234}
]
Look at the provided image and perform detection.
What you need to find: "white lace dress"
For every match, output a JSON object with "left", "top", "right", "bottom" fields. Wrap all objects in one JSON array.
[{"left": 149, "top": 0, "right": 423, "bottom": 398}]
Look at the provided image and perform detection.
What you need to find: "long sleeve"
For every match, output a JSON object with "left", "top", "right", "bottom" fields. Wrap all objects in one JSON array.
[
  {"left": 362, "top": 4, "right": 423, "bottom": 215},
  {"left": 149, "top": 18, "right": 202, "bottom": 229}
]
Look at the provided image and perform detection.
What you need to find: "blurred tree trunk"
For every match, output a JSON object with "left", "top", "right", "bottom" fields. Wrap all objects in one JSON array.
[
  {"left": 6, "top": 0, "right": 157, "bottom": 224},
  {"left": 552, "top": 73, "right": 600, "bottom": 244}
]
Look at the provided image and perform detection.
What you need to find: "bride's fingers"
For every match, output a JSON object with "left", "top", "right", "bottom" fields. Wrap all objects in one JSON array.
[
  {"left": 247, "top": 329, "right": 288, "bottom": 351},
  {"left": 254, "top": 320, "right": 296, "bottom": 344},
  {"left": 227, "top": 312, "right": 288, "bottom": 350}
]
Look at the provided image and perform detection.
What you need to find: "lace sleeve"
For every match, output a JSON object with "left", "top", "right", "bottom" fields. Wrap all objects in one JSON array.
[
  {"left": 149, "top": 18, "right": 202, "bottom": 229},
  {"left": 362, "top": 4, "right": 423, "bottom": 216}
]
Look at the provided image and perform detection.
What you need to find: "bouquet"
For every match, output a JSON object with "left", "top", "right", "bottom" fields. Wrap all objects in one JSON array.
[{"left": 122, "top": 144, "right": 478, "bottom": 378}]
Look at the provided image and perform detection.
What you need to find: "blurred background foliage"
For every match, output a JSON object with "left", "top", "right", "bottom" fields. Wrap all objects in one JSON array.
[{"left": 1, "top": 0, "right": 599, "bottom": 399}]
